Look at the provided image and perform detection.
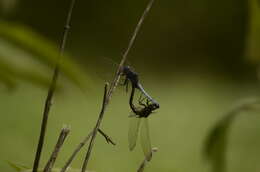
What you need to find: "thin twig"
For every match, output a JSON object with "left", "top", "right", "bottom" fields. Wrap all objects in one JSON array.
[
  {"left": 81, "top": 1, "right": 156, "bottom": 171},
  {"left": 137, "top": 147, "right": 158, "bottom": 172},
  {"left": 32, "top": 0, "right": 76, "bottom": 172},
  {"left": 43, "top": 126, "right": 70, "bottom": 172},
  {"left": 81, "top": 83, "right": 108, "bottom": 172},
  {"left": 106, "top": 0, "right": 155, "bottom": 102},
  {"left": 98, "top": 128, "right": 116, "bottom": 145},
  {"left": 60, "top": 128, "right": 115, "bottom": 172}
]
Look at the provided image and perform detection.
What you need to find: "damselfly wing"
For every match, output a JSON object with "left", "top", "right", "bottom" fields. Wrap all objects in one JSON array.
[
  {"left": 128, "top": 114, "right": 141, "bottom": 151},
  {"left": 140, "top": 118, "right": 152, "bottom": 161},
  {"left": 128, "top": 114, "right": 152, "bottom": 161}
]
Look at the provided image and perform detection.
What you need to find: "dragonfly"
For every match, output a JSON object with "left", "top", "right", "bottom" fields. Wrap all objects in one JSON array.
[{"left": 121, "top": 65, "right": 160, "bottom": 161}]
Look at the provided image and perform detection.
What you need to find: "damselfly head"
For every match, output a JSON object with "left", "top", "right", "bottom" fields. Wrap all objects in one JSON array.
[
  {"left": 152, "top": 103, "right": 160, "bottom": 109},
  {"left": 121, "top": 66, "right": 131, "bottom": 75}
]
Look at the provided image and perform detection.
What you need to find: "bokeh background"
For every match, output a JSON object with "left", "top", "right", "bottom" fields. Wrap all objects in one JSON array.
[{"left": 1, "top": 0, "right": 260, "bottom": 172}]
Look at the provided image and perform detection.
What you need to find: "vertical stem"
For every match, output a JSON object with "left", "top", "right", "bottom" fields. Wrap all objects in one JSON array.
[{"left": 32, "top": 1, "right": 76, "bottom": 172}]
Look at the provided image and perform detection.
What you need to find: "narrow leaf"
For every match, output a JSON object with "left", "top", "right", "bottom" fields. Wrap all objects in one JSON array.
[
  {"left": 7, "top": 161, "right": 30, "bottom": 172},
  {"left": 0, "top": 20, "right": 93, "bottom": 91},
  {"left": 204, "top": 98, "right": 260, "bottom": 172}
]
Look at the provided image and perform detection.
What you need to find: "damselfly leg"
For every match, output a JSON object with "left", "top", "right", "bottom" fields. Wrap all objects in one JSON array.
[{"left": 138, "top": 93, "right": 147, "bottom": 107}]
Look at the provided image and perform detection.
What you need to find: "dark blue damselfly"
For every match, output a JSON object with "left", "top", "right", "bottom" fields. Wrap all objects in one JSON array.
[{"left": 121, "top": 65, "right": 159, "bottom": 161}]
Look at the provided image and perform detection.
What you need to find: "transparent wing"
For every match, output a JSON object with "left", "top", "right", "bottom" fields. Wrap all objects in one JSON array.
[
  {"left": 128, "top": 116, "right": 141, "bottom": 151},
  {"left": 140, "top": 118, "right": 152, "bottom": 161}
]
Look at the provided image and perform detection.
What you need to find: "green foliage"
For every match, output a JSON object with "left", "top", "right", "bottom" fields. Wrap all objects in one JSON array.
[
  {"left": 0, "top": 20, "right": 92, "bottom": 91},
  {"left": 7, "top": 162, "right": 91, "bottom": 172},
  {"left": 204, "top": 111, "right": 234, "bottom": 172},
  {"left": 0, "top": 54, "right": 51, "bottom": 89},
  {"left": 7, "top": 161, "right": 30, "bottom": 172},
  {"left": 246, "top": 0, "right": 260, "bottom": 63},
  {"left": 204, "top": 98, "right": 260, "bottom": 172}
]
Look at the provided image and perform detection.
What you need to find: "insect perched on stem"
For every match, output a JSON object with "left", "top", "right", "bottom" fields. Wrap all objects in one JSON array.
[
  {"left": 121, "top": 66, "right": 159, "bottom": 108},
  {"left": 121, "top": 65, "right": 160, "bottom": 161}
]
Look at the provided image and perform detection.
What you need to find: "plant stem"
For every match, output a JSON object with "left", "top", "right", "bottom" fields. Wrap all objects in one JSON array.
[
  {"left": 106, "top": 0, "right": 155, "bottom": 102},
  {"left": 43, "top": 126, "right": 70, "bottom": 172},
  {"left": 81, "top": 1, "right": 156, "bottom": 171},
  {"left": 32, "top": 0, "right": 76, "bottom": 172}
]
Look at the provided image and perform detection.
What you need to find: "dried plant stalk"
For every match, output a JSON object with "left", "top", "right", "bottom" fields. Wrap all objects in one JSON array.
[
  {"left": 43, "top": 126, "right": 70, "bottom": 172},
  {"left": 32, "top": 0, "right": 76, "bottom": 172}
]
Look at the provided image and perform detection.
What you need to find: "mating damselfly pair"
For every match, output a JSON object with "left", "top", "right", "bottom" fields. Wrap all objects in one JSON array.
[{"left": 120, "top": 65, "right": 160, "bottom": 161}]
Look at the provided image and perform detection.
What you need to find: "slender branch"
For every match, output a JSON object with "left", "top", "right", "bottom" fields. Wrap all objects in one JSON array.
[
  {"left": 106, "top": 0, "right": 155, "bottom": 102},
  {"left": 43, "top": 126, "right": 70, "bottom": 172},
  {"left": 121, "top": 0, "right": 155, "bottom": 67},
  {"left": 81, "top": 83, "right": 108, "bottom": 172},
  {"left": 81, "top": 1, "right": 155, "bottom": 171},
  {"left": 137, "top": 147, "right": 158, "bottom": 172},
  {"left": 61, "top": 128, "right": 115, "bottom": 172},
  {"left": 32, "top": 1, "right": 76, "bottom": 172}
]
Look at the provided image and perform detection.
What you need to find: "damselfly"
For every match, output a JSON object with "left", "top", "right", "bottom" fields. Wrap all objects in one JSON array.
[
  {"left": 128, "top": 100, "right": 158, "bottom": 161},
  {"left": 121, "top": 66, "right": 159, "bottom": 108},
  {"left": 126, "top": 68, "right": 159, "bottom": 161}
]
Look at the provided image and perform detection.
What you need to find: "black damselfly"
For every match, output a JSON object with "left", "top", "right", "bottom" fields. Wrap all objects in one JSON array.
[
  {"left": 128, "top": 98, "right": 159, "bottom": 161},
  {"left": 121, "top": 66, "right": 159, "bottom": 108},
  {"left": 126, "top": 68, "right": 159, "bottom": 161}
]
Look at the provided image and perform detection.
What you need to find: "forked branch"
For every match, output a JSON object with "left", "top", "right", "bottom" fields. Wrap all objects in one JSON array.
[{"left": 61, "top": 128, "right": 115, "bottom": 172}]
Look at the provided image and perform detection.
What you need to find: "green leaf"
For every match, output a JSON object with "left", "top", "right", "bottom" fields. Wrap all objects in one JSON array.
[
  {"left": 245, "top": 0, "right": 260, "bottom": 63},
  {"left": 203, "top": 98, "right": 260, "bottom": 172},
  {"left": 7, "top": 161, "right": 30, "bottom": 172},
  {"left": 0, "top": 20, "right": 93, "bottom": 92},
  {"left": 0, "top": 69, "right": 17, "bottom": 89},
  {"left": 0, "top": 55, "right": 51, "bottom": 89}
]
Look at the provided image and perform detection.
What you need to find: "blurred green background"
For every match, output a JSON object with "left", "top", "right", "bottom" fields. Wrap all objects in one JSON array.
[{"left": 1, "top": 0, "right": 260, "bottom": 172}]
